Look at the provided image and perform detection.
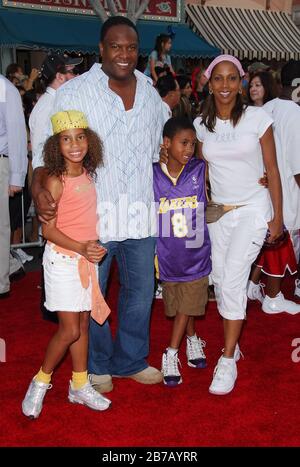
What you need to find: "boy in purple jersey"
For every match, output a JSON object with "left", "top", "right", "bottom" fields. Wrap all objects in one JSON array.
[{"left": 153, "top": 117, "right": 212, "bottom": 386}]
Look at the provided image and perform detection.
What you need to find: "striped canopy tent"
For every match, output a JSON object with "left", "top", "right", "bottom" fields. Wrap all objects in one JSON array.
[{"left": 186, "top": 5, "right": 300, "bottom": 61}]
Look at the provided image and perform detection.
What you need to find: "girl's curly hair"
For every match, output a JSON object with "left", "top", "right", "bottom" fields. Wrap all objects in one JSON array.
[{"left": 43, "top": 128, "right": 103, "bottom": 179}]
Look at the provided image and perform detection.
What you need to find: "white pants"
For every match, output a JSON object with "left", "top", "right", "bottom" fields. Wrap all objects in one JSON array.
[{"left": 208, "top": 206, "right": 269, "bottom": 320}]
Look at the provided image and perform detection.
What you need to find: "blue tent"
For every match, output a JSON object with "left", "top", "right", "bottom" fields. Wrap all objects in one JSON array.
[{"left": 0, "top": 7, "right": 220, "bottom": 58}]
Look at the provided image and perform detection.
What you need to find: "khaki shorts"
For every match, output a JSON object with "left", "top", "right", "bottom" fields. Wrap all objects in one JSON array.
[{"left": 162, "top": 276, "right": 209, "bottom": 317}]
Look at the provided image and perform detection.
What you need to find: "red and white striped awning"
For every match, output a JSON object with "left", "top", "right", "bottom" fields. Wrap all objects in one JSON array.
[{"left": 186, "top": 5, "right": 300, "bottom": 61}]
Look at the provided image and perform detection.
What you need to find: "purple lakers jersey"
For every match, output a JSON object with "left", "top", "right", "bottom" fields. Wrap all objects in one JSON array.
[{"left": 153, "top": 158, "right": 212, "bottom": 282}]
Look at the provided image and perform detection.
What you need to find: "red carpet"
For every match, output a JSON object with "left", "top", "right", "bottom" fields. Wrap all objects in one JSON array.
[{"left": 0, "top": 270, "right": 300, "bottom": 447}]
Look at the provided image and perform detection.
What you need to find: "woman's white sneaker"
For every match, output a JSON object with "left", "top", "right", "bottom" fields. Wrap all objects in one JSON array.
[{"left": 209, "top": 356, "right": 237, "bottom": 395}]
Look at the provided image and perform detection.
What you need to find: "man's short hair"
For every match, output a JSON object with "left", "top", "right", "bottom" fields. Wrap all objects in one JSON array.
[
  {"left": 281, "top": 60, "right": 300, "bottom": 87},
  {"left": 163, "top": 117, "right": 195, "bottom": 139},
  {"left": 100, "top": 15, "right": 139, "bottom": 42}
]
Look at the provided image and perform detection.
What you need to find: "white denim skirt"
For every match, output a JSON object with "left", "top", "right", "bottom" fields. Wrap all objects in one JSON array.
[{"left": 43, "top": 243, "right": 94, "bottom": 312}]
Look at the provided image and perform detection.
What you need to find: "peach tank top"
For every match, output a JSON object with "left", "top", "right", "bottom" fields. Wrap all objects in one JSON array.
[{"left": 56, "top": 171, "right": 98, "bottom": 241}]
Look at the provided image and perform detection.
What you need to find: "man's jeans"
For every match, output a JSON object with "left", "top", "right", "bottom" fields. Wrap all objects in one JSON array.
[{"left": 88, "top": 237, "right": 156, "bottom": 376}]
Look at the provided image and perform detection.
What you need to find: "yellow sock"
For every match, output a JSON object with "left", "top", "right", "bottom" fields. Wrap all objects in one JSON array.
[
  {"left": 72, "top": 371, "right": 88, "bottom": 390},
  {"left": 34, "top": 367, "right": 52, "bottom": 384}
]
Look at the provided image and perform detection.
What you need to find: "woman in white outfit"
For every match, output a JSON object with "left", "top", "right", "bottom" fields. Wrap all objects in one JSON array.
[{"left": 194, "top": 55, "right": 283, "bottom": 395}]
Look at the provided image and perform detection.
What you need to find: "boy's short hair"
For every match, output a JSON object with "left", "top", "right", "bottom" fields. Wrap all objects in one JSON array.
[{"left": 163, "top": 117, "right": 195, "bottom": 139}]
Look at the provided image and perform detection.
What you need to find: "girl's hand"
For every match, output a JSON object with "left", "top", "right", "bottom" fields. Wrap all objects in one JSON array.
[
  {"left": 159, "top": 144, "right": 168, "bottom": 164},
  {"left": 82, "top": 241, "right": 107, "bottom": 263},
  {"left": 267, "top": 218, "right": 283, "bottom": 243}
]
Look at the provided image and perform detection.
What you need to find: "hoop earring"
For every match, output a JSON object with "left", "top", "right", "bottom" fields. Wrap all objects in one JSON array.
[
  {"left": 209, "top": 89, "right": 213, "bottom": 95},
  {"left": 239, "top": 89, "right": 243, "bottom": 94}
]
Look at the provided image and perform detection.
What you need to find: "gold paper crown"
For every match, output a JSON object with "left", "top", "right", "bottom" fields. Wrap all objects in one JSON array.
[{"left": 51, "top": 110, "right": 89, "bottom": 135}]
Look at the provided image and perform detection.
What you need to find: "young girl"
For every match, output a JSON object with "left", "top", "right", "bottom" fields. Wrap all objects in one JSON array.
[
  {"left": 194, "top": 55, "right": 283, "bottom": 395},
  {"left": 22, "top": 110, "right": 111, "bottom": 418},
  {"left": 144, "top": 34, "right": 175, "bottom": 84},
  {"left": 154, "top": 117, "right": 211, "bottom": 386}
]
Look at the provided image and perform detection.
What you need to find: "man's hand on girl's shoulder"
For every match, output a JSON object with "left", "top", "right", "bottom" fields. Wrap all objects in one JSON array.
[{"left": 159, "top": 144, "right": 168, "bottom": 164}]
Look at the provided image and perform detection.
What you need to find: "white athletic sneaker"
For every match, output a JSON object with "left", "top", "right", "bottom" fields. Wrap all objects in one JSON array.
[
  {"left": 262, "top": 292, "right": 300, "bottom": 315},
  {"left": 209, "top": 356, "right": 237, "bottom": 395},
  {"left": 161, "top": 349, "right": 182, "bottom": 387},
  {"left": 68, "top": 381, "right": 111, "bottom": 411},
  {"left": 247, "top": 280, "right": 265, "bottom": 304},
  {"left": 186, "top": 336, "right": 207, "bottom": 368},
  {"left": 294, "top": 279, "right": 300, "bottom": 299},
  {"left": 22, "top": 378, "right": 52, "bottom": 419},
  {"left": 15, "top": 248, "right": 34, "bottom": 264}
]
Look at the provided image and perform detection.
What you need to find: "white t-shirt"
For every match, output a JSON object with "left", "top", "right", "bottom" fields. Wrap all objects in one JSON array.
[
  {"left": 263, "top": 98, "right": 300, "bottom": 229},
  {"left": 194, "top": 106, "right": 273, "bottom": 211}
]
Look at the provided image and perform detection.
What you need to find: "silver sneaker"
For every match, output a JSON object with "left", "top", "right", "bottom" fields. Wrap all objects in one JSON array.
[
  {"left": 22, "top": 378, "right": 52, "bottom": 419},
  {"left": 186, "top": 336, "right": 207, "bottom": 368},
  {"left": 68, "top": 381, "right": 111, "bottom": 411}
]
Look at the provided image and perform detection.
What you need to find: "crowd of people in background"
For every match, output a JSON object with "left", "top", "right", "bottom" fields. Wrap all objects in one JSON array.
[{"left": 1, "top": 17, "right": 299, "bottom": 417}]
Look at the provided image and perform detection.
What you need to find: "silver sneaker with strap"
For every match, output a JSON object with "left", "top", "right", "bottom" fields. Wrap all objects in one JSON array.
[
  {"left": 186, "top": 336, "right": 207, "bottom": 368},
  {"left": 22, "top": 378, "right": 52, "bottom": 419},
  {"left": 68, "top": 380, "right": 111, "bottom": 411}
]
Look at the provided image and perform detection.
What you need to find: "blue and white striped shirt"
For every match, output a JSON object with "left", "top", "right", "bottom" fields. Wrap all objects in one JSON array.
[{"left": 51, "top": 64, "right": 166, "bottom": 242}]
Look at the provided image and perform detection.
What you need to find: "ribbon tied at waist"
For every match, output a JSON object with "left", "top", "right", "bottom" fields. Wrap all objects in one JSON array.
[{"left": 49, "top": 242, "right": 111, "bottom": 325}]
